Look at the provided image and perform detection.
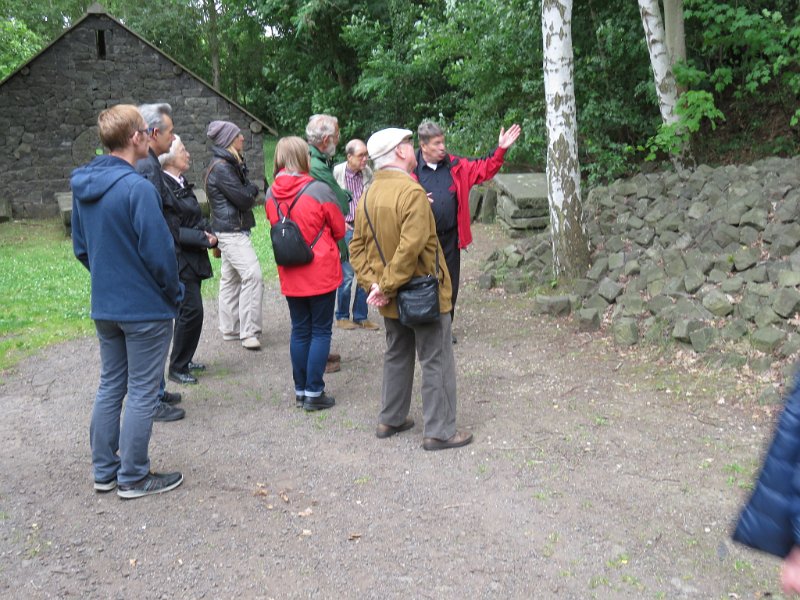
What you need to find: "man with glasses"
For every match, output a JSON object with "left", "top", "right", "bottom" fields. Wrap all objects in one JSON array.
[
  {"left": 333, "top": 139, "right": 378, "bottom": 331},
  {"left": 136, "top": 102, "right": 185, "bottom": 422},
  {"left": 71, "top": 104, "right": 184, "bottom": 498},
  {"left": 350, "top": 128, "right": 473, "bottom": 451}
]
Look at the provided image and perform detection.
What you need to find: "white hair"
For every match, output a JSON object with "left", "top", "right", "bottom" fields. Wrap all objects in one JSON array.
[
  {"left": 158, "top": 135, "right": 182, "bottom": 167},
  {"left": 305, "top": 114, "right": 338, "bottom": 146}
]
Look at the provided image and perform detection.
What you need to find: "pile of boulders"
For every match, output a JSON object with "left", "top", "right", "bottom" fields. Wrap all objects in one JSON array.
[{"left": 481, "top": 156, "right": 800, "bottom": 382}]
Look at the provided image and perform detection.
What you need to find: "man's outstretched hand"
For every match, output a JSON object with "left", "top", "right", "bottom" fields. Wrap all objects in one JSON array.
[{"left": 498, "top": 124, "right": 521, "bottom": 150}]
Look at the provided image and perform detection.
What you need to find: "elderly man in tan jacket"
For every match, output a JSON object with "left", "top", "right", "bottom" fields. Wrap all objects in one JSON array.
[{"left": 349, "top": 128, "right": 473, "bottom": 451}]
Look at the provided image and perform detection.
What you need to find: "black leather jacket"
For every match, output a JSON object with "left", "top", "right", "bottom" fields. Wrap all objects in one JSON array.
[
  {"left": 164, "top": 174, "right": 214, "bottom": 281},
  {"left": 205, "top": 146, "right": 259, "bottom": 233}
]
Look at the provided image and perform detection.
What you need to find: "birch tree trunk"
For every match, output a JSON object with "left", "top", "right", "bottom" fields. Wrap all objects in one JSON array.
[
  {"left": 542, "top": 0, "right": 589, "bottom": 280},
  {"left": 663, "top": 0, "right": 686, "bottom": 66},
  {"left": 638, "top": 0, "right": 690, "bottom": 168}
]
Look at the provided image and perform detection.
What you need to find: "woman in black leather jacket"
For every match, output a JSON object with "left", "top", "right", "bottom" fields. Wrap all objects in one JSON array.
[
  {"left": 160, "top": 136, "right": 217, "bottom": 384},
  {"left": 205, "top": 120, "right": 263, "bottom": 350}
]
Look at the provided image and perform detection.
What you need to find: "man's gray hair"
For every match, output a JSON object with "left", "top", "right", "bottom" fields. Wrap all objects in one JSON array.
[
  {"left": 345, "top": 139, "right": 366, "bottom": 156},
  {"left": 306, "top": 114, "right": 338, "bottom": 146},
  {"left": 417, "top": 121, "right": 445, "bottom": 144},
  {"left": 158, "top": 135, "right": 182, "bottom": 167},
  {"left": 138, "top": 103, "right": 173, "bottom": 130}
]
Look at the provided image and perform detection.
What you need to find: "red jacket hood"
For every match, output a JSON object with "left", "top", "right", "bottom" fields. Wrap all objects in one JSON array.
[{"left": 269, "top": 171, "right": 315, "bottom": 204}]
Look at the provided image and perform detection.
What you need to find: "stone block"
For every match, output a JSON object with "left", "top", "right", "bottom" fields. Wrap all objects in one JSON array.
[
  {"left": 772, "top": 287, "right": 800, "bottom": 318},
  {"left": 780, "top": 333, "right": 800, "bottom": 358},
  {"left": 739, "top": 208, "right": 768, "bottom": 230},
  {"left": 533, "top": 295, "right": 572, "bottom": 317},
  {"left": 586, "top": 257, "right": 609, "bottom": 281},
  {"left": 733, "top": 247, "right": 760, "bottom": 271},
  {"left": 571, "top": 278, "right": 596, "bottom": 297},
  {"left": 741, "top": 265, "right": 768, "bottom": 283},
  {"left": 751, "top": 326, "right": 785, "bottom": 353},
  {"left": 720, "top": 276, "right": 744, "bottom": 294},
  {"left": 702, "top": 290, "right": 734, "bottom": 317},
  {"left": 476, "top": 273, "right": 496, "bottom": 290},
  {"left": 690, "top": 327, "right": 717, "bottom": 353},
  {"left": 597, "top": 277, "right": 623, "bottom": 302},
  {"left": 504, "top": 276, "right": 529, "bottom": 294},
  {"left": 492, "top": 174, "right": 548, "bottom": 210},
  {"left": 612, "top": 318, "right": 639, "bottom": 347},
  {"left": 55, "top": 191, "right": 72, "bottom": 234},
  {"left": 683, "top": 270, "right": 705, "bottom": 294},
  {"left": 583, "top": 294, "right": 610, "bottom": 311},
  {"left": 623, "top": 260, "right": 641, "bottom": 277},
  {"left": 577, "top": 308, "right": 601, "bottom": 332},
  {"left": 647, "top": 295, "right": 673, "bottom": 315},
  {"left": 778, "top": 270, "right": 800, "bottom": 288},
  {"left": 721, "top": 319, "right": 749, "bottom": 341},
  {"left": 672, "top": 319, "right": 704, "bottom": 342}
]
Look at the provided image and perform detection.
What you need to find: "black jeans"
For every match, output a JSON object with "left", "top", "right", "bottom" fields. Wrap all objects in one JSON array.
[
  {"left": 169, "top": 277, "right": 203, "bottom": 373},
  {"left": 438, "top": 227, "right": 460, "bottom": 318}
]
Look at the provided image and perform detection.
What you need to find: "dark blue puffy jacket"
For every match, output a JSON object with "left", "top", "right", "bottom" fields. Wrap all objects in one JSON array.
[{"left": 733, "top": 372, "right": 800, "bottom": 557}]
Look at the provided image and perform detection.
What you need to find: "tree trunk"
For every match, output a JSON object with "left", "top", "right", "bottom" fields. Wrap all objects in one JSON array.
[
  {"left": 663, "top": 0, "right": 686, "bottom": 94},
  {"left": 638, "top": 0, "right": 688, "bottom": 169},
  {"left": 204, "top": 0, "right": 221, "bottom": 91},
  {"left": 663, "top": 0, "right": 686, "bottom": 66},
  {"left": 542, "top": 0, "right": 590, "bottom": 280}
]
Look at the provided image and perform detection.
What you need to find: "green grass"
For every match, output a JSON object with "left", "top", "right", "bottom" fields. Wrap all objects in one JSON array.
[
  {"left": 0, "top": 220, "right": 93, "bottom": 371},
  {"left": 0, "top": 212, "right": 278, "bottom": 373}
]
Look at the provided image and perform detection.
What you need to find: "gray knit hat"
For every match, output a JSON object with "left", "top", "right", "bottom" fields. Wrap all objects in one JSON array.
[{"left": 206, "top": 120, "right": 241, "bottom": 149}]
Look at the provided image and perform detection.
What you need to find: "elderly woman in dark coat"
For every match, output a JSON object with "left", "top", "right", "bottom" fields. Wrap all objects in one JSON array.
[{"left": 159, "top": 135, "right": 217, "bottom": 384}]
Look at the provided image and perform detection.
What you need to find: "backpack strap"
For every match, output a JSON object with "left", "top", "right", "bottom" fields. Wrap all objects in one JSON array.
[
  {"left": 203, "top": 159, "right": 227, "bottom": 195},
  {"left": 273, "top": 181, "right": 326, "bottom": 247}
]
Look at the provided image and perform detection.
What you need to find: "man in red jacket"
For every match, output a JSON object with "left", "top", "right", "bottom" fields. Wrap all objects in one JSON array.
[{"left": 413, "top": 121, "right": 521, "bottom": 342}]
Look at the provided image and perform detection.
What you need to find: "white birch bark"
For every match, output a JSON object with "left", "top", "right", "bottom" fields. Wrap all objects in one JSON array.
[
  {"left": 542, "top": 0, "right": 589, "bottom": 279},
  {"left": 663, "top": 0, "right": 686, "bottom": 67},
  {"left": 638, "top": 0, "right": 680, "bottom": 128}
]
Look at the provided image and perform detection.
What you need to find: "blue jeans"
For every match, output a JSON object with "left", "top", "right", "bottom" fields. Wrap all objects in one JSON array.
[
  {"left": 335, "top": 229, "right": 368, "bottom": 322},
  {"left": 286, "top": 292, "right": 335, "bottom": 397},
  {"left": 90, "top": 319, "right": 173, "bottom": 485}
]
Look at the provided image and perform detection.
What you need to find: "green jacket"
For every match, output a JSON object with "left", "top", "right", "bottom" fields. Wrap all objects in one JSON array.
[{"left": 309, "top": 145, "right": 351, "bottom": 261}]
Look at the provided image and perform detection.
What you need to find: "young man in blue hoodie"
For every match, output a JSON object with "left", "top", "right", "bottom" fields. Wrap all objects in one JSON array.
[{"left": 71, "top": 104, "right": 185, "bottom": 499}]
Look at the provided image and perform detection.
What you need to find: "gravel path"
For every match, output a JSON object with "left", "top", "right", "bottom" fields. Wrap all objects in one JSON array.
[{"left": 0, "top": 223, "right": 785, "bottom": 599}]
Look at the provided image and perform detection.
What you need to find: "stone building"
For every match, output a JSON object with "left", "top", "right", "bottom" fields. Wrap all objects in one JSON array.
[{"left": 0, "top": 3, "right": 276, "bottom": 218}]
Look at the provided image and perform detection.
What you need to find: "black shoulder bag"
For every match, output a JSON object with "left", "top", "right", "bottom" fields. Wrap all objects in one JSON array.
[{"left": 362, "top": 189, "right": 440, "bottom": 326}]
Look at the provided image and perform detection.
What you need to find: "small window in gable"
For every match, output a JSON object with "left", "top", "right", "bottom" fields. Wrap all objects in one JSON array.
[{"left": 96, "top": 30, "right": 106, "bottom": 60}]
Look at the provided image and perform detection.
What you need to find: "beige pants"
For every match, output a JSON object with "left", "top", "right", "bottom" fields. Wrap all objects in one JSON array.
[{"left": 217, "top": 232, "right": 263, "bottom": 340}]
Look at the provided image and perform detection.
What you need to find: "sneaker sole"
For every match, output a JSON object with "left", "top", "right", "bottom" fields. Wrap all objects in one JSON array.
[
  {"left": 94, "top": 480, "right": 117, "bottom": 492},
  {"left": 153, "top": 410, "right": 185, "bottom": 422},
  {"left": 117, "top": 474, "right": 184, "bottom": 499},
  {"left": 303, "top": 403, "right": 335, "bottom": 411}
]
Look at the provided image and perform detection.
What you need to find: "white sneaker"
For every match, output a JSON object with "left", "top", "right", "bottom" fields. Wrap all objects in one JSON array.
[
  {"left": 222, "top": 333, "right": 239, "bottom": 341},
  {"left": 242, "top": 337, "right": 261, "bottom": 350}
]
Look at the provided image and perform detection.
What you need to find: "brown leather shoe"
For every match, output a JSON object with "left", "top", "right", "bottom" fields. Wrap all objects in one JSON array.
[
  {"left": 357, "top": 320, "right": 380, "bottom": 330},
  {"left": 325, "top": 359, "right": 341, "bottom": 374},
  {"left": 423, "top": 430, "right": 473, "bottom": 451},
  {"left": 336, "top": 319, "right": 358, "bottom": 330},
  {"left": 376, "top": 417, "right": 415, "bottom": 439},
  {"left": 327, "top": 353, "right": 341, "bottom": 362}
]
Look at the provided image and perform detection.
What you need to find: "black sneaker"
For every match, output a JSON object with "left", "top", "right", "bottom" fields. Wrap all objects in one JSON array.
[
  {"left": 162, "top": 391, "right": 182, "bottom": 405},
  {"left": 295, "top": 395, "right": 304, "bottom": 408},
  {"left": 94, "top": 477, "right": 117, "bottom": 492},
  {"left": 154, "top": 402, "right": 185, "bottom": 422},
  {"left": 303, "top": 392, "right": 335, "bottom": 411},
  {"left": 117, "top": 471, "right": 183, "bottom": 499},
  {"left": 188, "top": 362, "right": 206, "bottom": 372}
]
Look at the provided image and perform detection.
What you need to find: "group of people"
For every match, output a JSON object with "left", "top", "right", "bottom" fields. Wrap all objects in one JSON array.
[{"left": 71, "top": 103, "right": 520, "bottom": 499}]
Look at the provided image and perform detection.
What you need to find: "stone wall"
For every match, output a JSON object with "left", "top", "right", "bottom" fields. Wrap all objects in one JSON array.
[
  {"left": 482, "top": 156, "right": 800, "bottom": 393},
  {"left": 0, "top": 14, "right": 266, "bottom": 218}
]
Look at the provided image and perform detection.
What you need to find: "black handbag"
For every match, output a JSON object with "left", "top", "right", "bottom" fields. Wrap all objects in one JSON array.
[{"left": 363, "top": 190, "right": 440, "bottom": 326}]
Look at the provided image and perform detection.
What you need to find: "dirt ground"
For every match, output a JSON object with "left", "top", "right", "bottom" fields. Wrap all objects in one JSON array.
[{"left": 0, "top": 223, "right": 789, "bottom": 599}]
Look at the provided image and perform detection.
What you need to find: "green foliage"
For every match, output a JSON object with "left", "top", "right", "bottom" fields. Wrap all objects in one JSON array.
[
  {"left": 683, "top": 0, "right": 800, "bottom": 151},
  {"left": 642, "top": 90, "right": 725, "bottom": 161},
  {"left": 0, "top": 18, "right": 43, "bottom": 81}
]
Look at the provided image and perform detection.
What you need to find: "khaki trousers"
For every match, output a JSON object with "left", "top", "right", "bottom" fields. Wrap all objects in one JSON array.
[{"left": 217, "top": 232, "right": 263, "bottom": 339}]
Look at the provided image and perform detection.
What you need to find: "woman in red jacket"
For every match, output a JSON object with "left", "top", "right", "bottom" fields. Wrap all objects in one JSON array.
[{"left": 265, "top": 137, "right": 346, "bottom": 411}]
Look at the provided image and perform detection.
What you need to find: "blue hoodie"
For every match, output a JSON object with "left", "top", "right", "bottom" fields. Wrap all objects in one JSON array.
[{"left": 71, "top": 155, "right": 183, "bottom": 321}]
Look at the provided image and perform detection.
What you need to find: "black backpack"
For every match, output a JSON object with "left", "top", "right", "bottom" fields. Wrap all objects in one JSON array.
[{"left": 269, "top": 182, "right": 324, "bottom": 267}]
